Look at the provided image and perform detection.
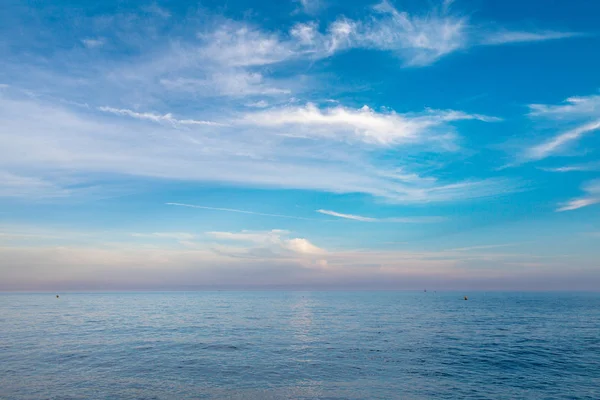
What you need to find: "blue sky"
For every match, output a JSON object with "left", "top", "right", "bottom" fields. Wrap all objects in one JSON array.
[{"left": 1, "top": 0, "right": 599, "bottom": 290}]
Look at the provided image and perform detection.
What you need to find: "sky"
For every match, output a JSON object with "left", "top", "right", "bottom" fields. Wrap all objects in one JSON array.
[{"left": 1, "top": 0, "right": 599, "bottom": 291}]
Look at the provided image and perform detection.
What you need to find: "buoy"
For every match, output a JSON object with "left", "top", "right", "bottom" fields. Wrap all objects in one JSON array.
[
  {"left": 464, "top": 296, "right": 468, "bottom": 300},
  {"left": 56, "top": 295, "right": 59, "bottom": 298}
]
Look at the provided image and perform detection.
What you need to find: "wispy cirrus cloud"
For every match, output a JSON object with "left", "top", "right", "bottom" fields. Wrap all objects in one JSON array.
[
  {"left": 0, "top": 172, "right": 71, "bottom": 198},
  {"left": 481, "top": 30, "right": 582, "bottom": 45},
  {"left": 242, "top": 102, "right": 498, "bottom": 145},
  {"left": 108, "top": 0, "right": 583, "bottom": 104},
  {"left": 316, "top": 209, "right": 444, "bottom": 223},
  {"left": 540, "top": 161, "right": 600, "bottom": 173},
  {"left": 357, "top": 0, "right": 470, "bottom": 66},
  {"left": 447, "top": 243, "right": 522, "bottom": 252},
  {"left": 81, "top": 37, "right": 105, "bottom": 48},
  {"left": 98, "top": 106, "right": 224, "bottom": 126},
  {"left": 316, "top": 210, "right": 376, "bottom": 222},
  {"left": 517, "top": 94, "right": 600, "bottom": 162},
  {"left": 160, "top": 72, "right": 291, "bottom": 97},
  {"left": 527, "top": 121, "right": 600, "bottom": 161},
  {"left": 294, "top": 0, "right": 323, "bottom": 15},
  {"left": 0, "top": 91, "right": 516, "bottom": 204},
  {"left": 556, "top": 180, "right": 600, "bottom": 212},
  {"left": 286, "top": 0, "right": 580, "bottom": 67},
  {"left": 166, "top": 203, "right": 324, "bottom": 221},
  {"left": 529, "top": 95, "right": 600, "bottom": 118}
]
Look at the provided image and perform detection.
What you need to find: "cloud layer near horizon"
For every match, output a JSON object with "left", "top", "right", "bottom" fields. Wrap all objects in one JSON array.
[{"left": 1, "top": 226, "right": 592, "bottom": 290}]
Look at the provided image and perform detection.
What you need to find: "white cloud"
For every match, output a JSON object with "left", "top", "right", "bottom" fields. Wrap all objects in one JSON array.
[
  {"left": 198, "top": 23, "right": 295, "bottom": 68},
  {"left": 316, "top": 209, "right": 444, "bottom": 223},
  {"left": 296, "top": 0, "right": 322, "bottom": 15},
  {"left": 245, "top": 100, "right": 270, "bottom": 108},
  {"left": 290, "top": 1, "right": 578, "bottom": 67},
  {"left": 316, "top": 209, "right": 377, "bottom": 222},
  {"left": 284, "top": 238, "right": 324, "bottom": 254},
  {"left": 523, "top": 94, "right": 600, "bottom": 161},
  {"left": 448, "top": 243, "right": 521, "bottom": 252},
  {"left": 98, "top": 106, "right": 224, "bottom": 126},
  {"left": 81, "top": 38, "right": 105, "bottom": 48},
  {"left": 131, "top": 232, "right": 195, "bottom": 240},
  {"left": 540, "top": 161, "right": 600, "bottom": 173},
  {"left": 527, "top": 121, "right": 600, "bottom": 161},
  {"left": 481, "top": 30, "right": 581, "bottom": 45},
  {"left": 207, "top": 229, "right": 290, "bottom": 243},
  {"left": 116, "top": 1, "right": 581, "bottom": 104},
  {"left": 241, "top": 103, "right": 498, "bottom": 145},
  {"left": 361, "top": 1, "right": 469, "bottom": 66},
  {"left": 207, "top": 229, "right": 325, "bottom": 256},
  {"left": 0, "top": 222, "right": 587, "bottom": 290},
  {"left": 0, "top": 171, "right": 71, "bottom": 198},
  {"left": 79, "top": 1, "right": 582, "bottom": 117},
  {"left": 0, "top": 94, "right": 517, "bottom": 204},
  {"left": 167, "top": 203, "right": 322, "bottom": 221},
  {"left": 529, "top": 95, "right": 600, "bottom": 119},
  {"left": 160, "top": 72, "right": 291, "bottom": 97},
  {"left": 557, "top": 180, "right": 600, "bottom": 212},
  {"left": 1, "top": 237, "right": 584, "bottom": 290}
]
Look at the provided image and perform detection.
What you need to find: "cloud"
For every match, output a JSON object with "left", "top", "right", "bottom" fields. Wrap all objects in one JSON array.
[
  {"left": 521, "top": 94, "right": 600, "bottom": 162},
  {"left": 297, "top": 0, "right": 322, "bottom": 14},
  {"left": 116, "top": 0, "right": 582, "bottom": 103},
  {"left": 529, "top": 95, "right": 600, "bottom": 119},
  {"left": 557, "top": 180, "right": 600, "bottom": 212},
  {"left": 160, "top": 72, "right": 291, "bottom": 97},
  {"left": 81, "top": 38, "right": 105, "bottom": 48},
  {"left": 359, "top": 0, "right": 469, "bottom": 66},
  {"left": 285, "top": 238, "right": 324, "bottom": 254},
  {"left": 0, "top": 95, "right": 517, "bottom": 204},
  {"left": 242, "top": 103, "right": 498, "bottom": 145},
  {"left": 527, "top": 121, "right": 600, "bottom": 161},
  {"left": 481, "top": 30, "right": 582, "bottom": 45},
  {"left": 1, "top": 236, "right": 588, "bottom": 290},
  {"left": 167, "top": 203, "right": 323, "bottom": 221},
  {"left": 316, "top": 210, "right": 376, "bottom": 222},
  {"left": 98, "top": 106, "right": 224, "bottom": 126},
  {"left": 540, "top": 161, "right": 600, "bottom": 173},
  {"left": 316, "top": 209, "right": 444, "bottom": 223},
  {"left": 142, "top": 3, "right": 171, "bottom": 19},
  {"left": 198, "top": 23, "right": 296, "bottom": 68},
  {"left": 295, "top": 1, "right": 580, "bottom": 67},
  {"left": 207, "top": 229, "right": 325, "bottom": 256},
  {"left": 0, "top": 171, "right": 71, "bottom": 198},
  {"left": 246, "top": 100, "right": 270, "bottom": 108},
  {"left": 448, "top": 243, "right": 521, "bottom": 252},
  {"left": 207, "top": 229, "right": 290, "bottom": 243},
  {"left": 131, "top": 232, "right": 195, "bottom": 240}
]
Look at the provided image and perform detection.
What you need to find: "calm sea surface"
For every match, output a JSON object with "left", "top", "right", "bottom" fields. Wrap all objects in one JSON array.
[{"left": 1, "top": 291, "right": 599, "bottom": 399}]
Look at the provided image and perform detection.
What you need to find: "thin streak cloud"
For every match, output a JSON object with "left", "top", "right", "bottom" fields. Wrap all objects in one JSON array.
[
  {"left": 316, "top": 209, "right": 445, "bottom": 223},
  {"left": 167, "top": 203, "right": 325, "bottom": 221},
  {"left": 98, "top": 107, "right": 224, "bottom": 126},
  {"left": 556, "top": 180, "right": 600, "bottom": 212}
]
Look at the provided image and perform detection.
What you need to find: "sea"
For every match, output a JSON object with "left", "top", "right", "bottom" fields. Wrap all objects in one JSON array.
[{"left": 1, "top": 291, "right": 599, "bottom": 399}]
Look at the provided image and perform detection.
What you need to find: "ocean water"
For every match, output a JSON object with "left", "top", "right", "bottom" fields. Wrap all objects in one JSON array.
[{"left": 1, "top": 292, "right": 599, "bottom": 400}]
